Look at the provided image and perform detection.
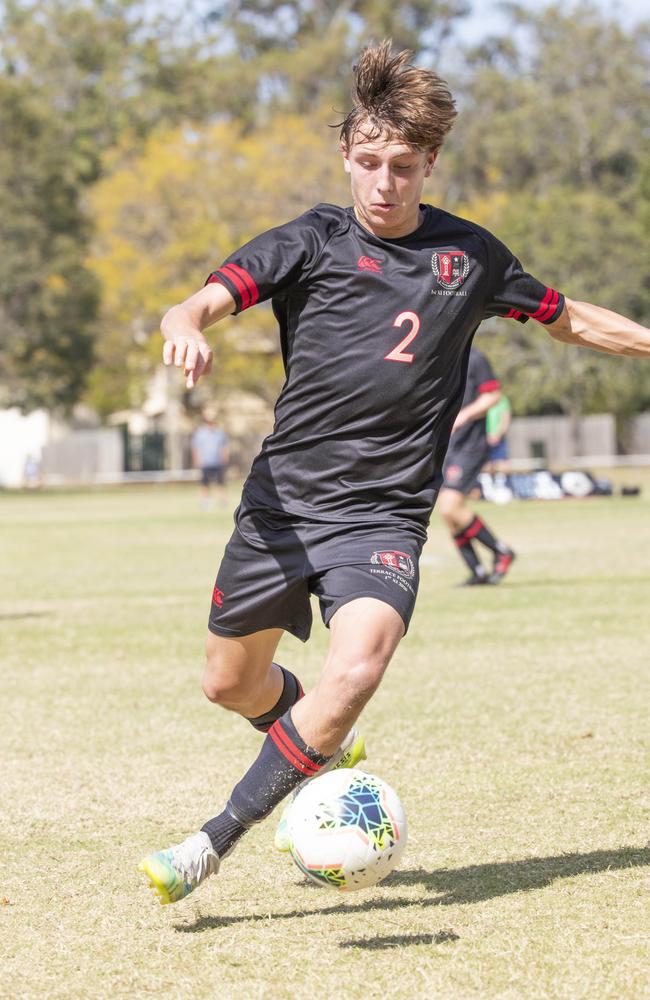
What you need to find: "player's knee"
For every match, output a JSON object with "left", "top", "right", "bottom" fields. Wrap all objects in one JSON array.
[
  {"left": 201, "top": 661, "right": 249, "bottom": 708},
  {"left": 437, "top": 488, "right": 458, "bottom": 519}
]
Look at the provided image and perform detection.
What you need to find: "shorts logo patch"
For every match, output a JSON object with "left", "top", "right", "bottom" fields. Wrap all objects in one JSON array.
[
  {"left": 432, "top": 250, "right": 470, "bottom": 290},
  {"left": 444, "top": 463, "right": 463, "bottom": 485},
  {"left": 212, "top": 585, "right": 225, "bottom": 608},
  {"left": 370, "top": 550, "right": 415, "bottom": 579}
]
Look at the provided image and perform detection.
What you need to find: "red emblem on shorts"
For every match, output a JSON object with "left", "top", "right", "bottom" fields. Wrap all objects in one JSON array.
[
  {"left": 357, "top": 256, "right": 383, "bottom": 273},
  {"left": 371, "top": 550, "right": 415, "bottom": 579},
  {"left": 432, "top": 250, "right": 469, "bottom": 289},
  {"left": 445, "top": 463, "right": 462, "bottom": 485},
  {"left": 212, "top": 585, "right": 224, "bottom": 608}
]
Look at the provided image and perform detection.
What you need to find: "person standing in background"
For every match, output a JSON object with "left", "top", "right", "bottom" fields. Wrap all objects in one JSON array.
[
  {"left": 191, "top": 408, "right": 230, "bottom": 509},
  {"left": 486, "top": 392, "right": 512, "bottom": 474}
]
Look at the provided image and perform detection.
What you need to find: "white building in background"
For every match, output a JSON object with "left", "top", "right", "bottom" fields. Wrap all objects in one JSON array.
[{"left": 0, "top": 408, "right": 50, "bottom": 487}]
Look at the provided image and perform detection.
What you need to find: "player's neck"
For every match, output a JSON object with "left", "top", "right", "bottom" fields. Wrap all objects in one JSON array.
[{"left": 353, "top": 205, "right": 424, "bottom": 239}]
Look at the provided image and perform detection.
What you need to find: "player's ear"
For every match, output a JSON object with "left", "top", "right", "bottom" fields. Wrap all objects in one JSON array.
[
  {"left": 340, "top": 142, "right": 352, "bottom": 175},
  {"left": 423, "top": 151, "right": 438, "bottom": 178}
]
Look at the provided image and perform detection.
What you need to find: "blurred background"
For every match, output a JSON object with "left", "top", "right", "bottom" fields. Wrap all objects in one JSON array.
[{"left": 1, "top": 0, "right": 648, "bottom": 488}]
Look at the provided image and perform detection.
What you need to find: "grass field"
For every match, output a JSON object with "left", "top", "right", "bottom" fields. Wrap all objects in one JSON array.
[{"left": 2, "top": 483, "right": 649, "bottom": 999}]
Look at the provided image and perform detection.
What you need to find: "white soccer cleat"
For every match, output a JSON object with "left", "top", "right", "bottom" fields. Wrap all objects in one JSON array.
[
  {"left": 139, "top": 831, "right": 220, "bottom": 905},
  {"left": 273, "top": 727, "right": 367, "bottom": 852}
]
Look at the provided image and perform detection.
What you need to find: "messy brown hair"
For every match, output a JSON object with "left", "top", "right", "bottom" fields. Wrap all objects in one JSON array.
[{"left": 338, "top": 40, "right": 457, "bottom": 153}]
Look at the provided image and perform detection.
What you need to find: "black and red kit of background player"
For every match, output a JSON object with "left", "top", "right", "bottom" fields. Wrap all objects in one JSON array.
[{"left": 442, "top": 346, "right": 516, "bottom": 585}]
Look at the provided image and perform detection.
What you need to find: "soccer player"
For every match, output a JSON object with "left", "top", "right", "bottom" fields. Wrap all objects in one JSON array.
[
  {"left": 438, "top": 347, "right": 516, "bottom": 586},
  {"left": 139, "top": 41, "right": 650, "bottom": 904}
]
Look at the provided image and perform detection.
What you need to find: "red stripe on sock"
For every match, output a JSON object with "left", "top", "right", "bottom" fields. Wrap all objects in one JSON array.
[
  {"left": 269, "top": 722, "right": 321, "bottom": 776},
  {"left": 273, "top": 722, "right": 321, "bottom": 773},
  {"left": 465, "top": 517, "right": 482, "bottom": 540}
]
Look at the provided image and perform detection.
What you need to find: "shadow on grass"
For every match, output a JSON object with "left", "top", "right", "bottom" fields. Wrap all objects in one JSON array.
[
  {"left": 174, "top": 844, "right": 650, "bottom": 934},
  {"left": 339, "top": 929, "right": 460, "bottom": 951},
  {"left": 0, "top": 611, "right": 50, "bottom": 621},
  {"left": 388, "top": 844, "right": 650, "bottom": 904}
]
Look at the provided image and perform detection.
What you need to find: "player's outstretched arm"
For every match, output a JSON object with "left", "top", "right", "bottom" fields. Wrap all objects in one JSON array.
[
  {"left": 546, "top": 299, "right": 650, "bottom": 357},
  {"left": 161, "top": 283, "right": 236, "bottom": 388}
]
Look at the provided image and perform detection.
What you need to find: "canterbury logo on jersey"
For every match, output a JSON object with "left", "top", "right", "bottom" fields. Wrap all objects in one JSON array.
[{"left": 357, "top": 256, "right": 383, "bottom": 272}]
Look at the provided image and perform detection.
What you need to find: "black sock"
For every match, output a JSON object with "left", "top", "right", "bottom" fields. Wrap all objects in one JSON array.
[
  {"left": 468, "top": 515, "right": 510, "bottom": 555},
  {"left": 201, "top": 708, "right": 331, "bottom": 857},
  {"left": 246, "top": 665, "right": 304, "bottom": 732},
  {"left": 453, "top": 523, "right": 485, "bottom": 576}
]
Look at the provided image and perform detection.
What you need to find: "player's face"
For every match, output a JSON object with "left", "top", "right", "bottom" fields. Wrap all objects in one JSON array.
[{"left": 341, "top": 135, "right": 437, "bottom": 238}]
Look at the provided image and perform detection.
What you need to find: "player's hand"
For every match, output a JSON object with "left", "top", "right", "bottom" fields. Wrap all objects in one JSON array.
[{"left": 162, "top": 334, "right": 213, "bottom": 389}]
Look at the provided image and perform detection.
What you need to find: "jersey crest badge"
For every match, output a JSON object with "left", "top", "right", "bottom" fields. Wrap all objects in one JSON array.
[
  {"left": 357, "top": 256, "right": 383, "bottom": 273},
  {"left": 432, "top": 250, "right": 470, "bottom": 289},
  {"left": 371, "top": 550, "right": 415, "bottom": 578}
]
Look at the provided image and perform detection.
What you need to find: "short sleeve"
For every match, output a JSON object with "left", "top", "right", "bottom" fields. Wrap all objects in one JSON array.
[
  {"left": 205, "top": 208, "right": 330, "bottom": 315},
  {"left": 483, "top": 235, "right": 565, "bottom": 325}
]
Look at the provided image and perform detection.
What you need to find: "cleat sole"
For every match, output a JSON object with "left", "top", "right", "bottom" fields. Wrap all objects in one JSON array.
[{"left": 139, "top": 855, "right": 180, "bottom": 905}]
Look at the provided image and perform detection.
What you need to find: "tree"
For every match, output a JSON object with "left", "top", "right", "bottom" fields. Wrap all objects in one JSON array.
[
  {"left": 0, "top": 77, "right": 98, "bottom": 411},
  {"left": 0, "top": 0, "right": 245, "bottom": 411},
  {"left": 86, "top": 112, "right": 349, "bottom": 415},
  {"left": 210, "top": 0, "right": 471, "bottom": 115},
  {"left": 441, "top": 3, "right": 650, "bottom": 426}
]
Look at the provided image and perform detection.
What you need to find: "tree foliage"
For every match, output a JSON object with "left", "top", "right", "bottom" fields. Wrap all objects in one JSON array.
[
  {"left": 0, "top": 76, "right": 98, "bottom": 411},
  {"left": 1, "top": 0, "right": 648, "bottom": 426},
  {"left": 86, "top": 112, "right": 348, "bottom": 414},
  {"left": 444, "top": 3, "right": 650, "bottom": 422}
]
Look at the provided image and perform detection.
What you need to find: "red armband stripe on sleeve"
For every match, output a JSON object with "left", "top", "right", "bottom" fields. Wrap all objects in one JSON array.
[
  {"left": 223, "top": 263, "right": 259, "bottom": 308},
  {"left": 505, "top": 307, "right": 523, "bottom": 320},
  {"left": 216, "top": 265, "right": 251, "bottom": 309},
  {"left": 529, "top": 287, "right": 559, "bottom": 323},
  {"left": 479, "top": 380, "right": 500, "bottom": 393}
]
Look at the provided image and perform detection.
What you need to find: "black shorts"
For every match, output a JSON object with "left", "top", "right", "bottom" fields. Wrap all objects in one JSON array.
[
  {"left": 201, "top": 465, "right": 226, "bottom": 486},
  {"left": 442, "top": 445, "right": 488, "bottom": 495},
  {"left": 208, "top": 496, "right": 424, "bottom": 642}
]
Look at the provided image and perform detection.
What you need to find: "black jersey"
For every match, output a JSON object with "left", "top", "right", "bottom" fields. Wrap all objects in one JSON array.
[
  {"left": 208, "top": 203, "right": 563, "bottom": 533},
  {"left": 447, "top": 347, "right": 500, "bottom": 456}
]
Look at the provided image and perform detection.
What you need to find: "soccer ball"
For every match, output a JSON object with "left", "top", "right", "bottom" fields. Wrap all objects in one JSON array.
[{"left": 287, "top": 768, "right": 407, "bottom": 891}]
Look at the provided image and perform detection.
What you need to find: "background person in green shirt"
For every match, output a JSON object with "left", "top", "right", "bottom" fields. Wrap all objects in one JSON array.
[{"left": 486, "top": 394, "right": 512, "bottom": 474}]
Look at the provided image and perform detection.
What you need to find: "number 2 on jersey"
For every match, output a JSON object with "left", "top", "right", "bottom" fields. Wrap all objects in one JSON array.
[{"left": 385, "top": 311, "right": 420, "bottom": 364}]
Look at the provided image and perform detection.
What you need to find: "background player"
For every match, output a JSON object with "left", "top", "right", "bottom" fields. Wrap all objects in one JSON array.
[
  {"left": 438, "top": 347, "right": 516, "bottom": 585},
  {"left": 139, "top": 41, "right": 650, "bottom": 905},
  {"left": 191, "top": 406, "right": 230, "bottom": 509}
]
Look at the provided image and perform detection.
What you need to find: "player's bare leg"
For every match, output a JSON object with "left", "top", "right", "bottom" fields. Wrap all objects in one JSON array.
[
  {"left": 291, "top": 598, "right": 404, "bottom": 754},
  {"left": 438, "top": 486, "right": 515, "bottom": 585},
  {"left": 139, "top": 598, "right": 402, "bottom": 902},
  {"left": 202, "top": 628, "right": 285, "bottom": 719}
]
